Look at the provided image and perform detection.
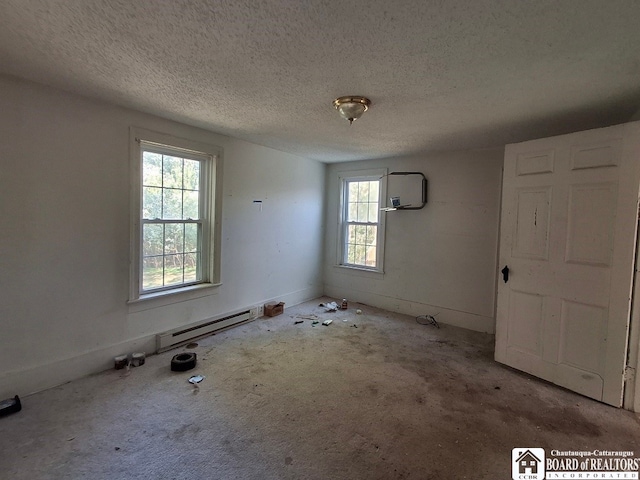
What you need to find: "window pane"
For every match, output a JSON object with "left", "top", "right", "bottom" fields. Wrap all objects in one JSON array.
[
  {"left": 349, "top": 182, "right": 359, "bottom": 200},
  {"left": 365, "top": 245, "right": 377, "bottom": 267},
  {"left": 368, "top": 181, "right": 379, "bottom": 203},
  {"left": 142, "top": 256, "right": 163, "bottom": 290},
  {"left": 143, "top": 187, "right": 162, "bottom": 219},
  {"left": 184, "top": 223, "right": 198, "bottom": 253},
  {"left": 164, "top": 223, "right": 184, "bottom": 255},
  {"left": 347, "top": 244, "right": 356, "bottom": 264},
  {"left": 347, "top": 225, "right": 356, "bottom": 244},
  {"left": 366, "top": 225, "right": 377, "bottom": 246},
  {"left": 183, "top": 190, "right": 199, "bottom": 219},
  {"left": 143, "top": 224, "right": 163, "bottom": 256},
  {"left": 183, "top": 159, "right": 200, "bottom": 190},
  {"left": 164, "top": 254, "right": 183, "bottom": 286},
  {"left": 348, "top": 203, "right": 357, "bottom": 222},
  {"left": 356, "top": 203, "right": 367, "bottom": 222},
  {"left": 358, "top": 182, "right": 370, "bottom": 203},
  {"left": 163, "top": 155, "right": 183, "bottom": 189},
  {"left": 163, "top": 188, "right": 183, "bottom": 219},
  {"left": 143, "top": 152, "right": 163, "bottom": 187},
  {"left": 368, "top": 203, "right": 378, "bottom": 223},
  {"left": 345, "top": 221, "right": 378, "bottom": 267},
  {"left": 184, "top": 252, "right": 198, "bottom": 282}
]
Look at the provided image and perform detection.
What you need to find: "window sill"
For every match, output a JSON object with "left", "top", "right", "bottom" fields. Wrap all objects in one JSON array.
[
  {"left": 128, "top": 282, "right": 221, "bottom": 312},
  {"left": 333, "top": 264, "right": 384, "bottom": 278}
]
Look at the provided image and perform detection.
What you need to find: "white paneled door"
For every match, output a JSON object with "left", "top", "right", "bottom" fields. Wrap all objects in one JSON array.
[{"left": 495, "top": 123, "right": 640, "bottom": 407}]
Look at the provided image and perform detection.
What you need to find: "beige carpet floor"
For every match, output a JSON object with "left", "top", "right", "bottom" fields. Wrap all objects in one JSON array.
[{"left": 1, "top": 298, "right": 639, "bottom": 479}]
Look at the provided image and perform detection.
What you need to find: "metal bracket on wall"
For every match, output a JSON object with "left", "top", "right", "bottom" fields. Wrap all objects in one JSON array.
[{"left": 381, "top": 171, "right": 428, "bottom": 211}]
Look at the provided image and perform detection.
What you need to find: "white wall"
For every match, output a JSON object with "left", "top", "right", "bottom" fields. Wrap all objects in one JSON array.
[
  {"left": 0, "top": 75, "right": 325, "bottom": 398},
  {"left": 323, "top": 150, "right": 503, "bottom": 333}
]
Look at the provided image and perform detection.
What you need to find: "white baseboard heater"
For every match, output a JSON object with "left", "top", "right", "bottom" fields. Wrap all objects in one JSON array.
[{"left": 157, "top": 309, "right": 253, "bottom": 352}]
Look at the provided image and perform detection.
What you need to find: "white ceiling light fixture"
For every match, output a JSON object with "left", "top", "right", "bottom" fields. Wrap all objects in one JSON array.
[{"left": 333, "top": 96, "right": 371, "bottom": 125}]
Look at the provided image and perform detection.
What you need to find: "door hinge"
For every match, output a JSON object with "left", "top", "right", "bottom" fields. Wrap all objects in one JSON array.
[{"left": 624, "top": 365, "right": 636, "bottom": 382}]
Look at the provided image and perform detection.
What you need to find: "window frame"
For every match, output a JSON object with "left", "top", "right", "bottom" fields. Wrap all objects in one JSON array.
[
  {"left": 129, "top": 127, "right": 223, "bottom": 303},
  {"left": 337, "top": 168, "right": 387, "bottom": 273}
]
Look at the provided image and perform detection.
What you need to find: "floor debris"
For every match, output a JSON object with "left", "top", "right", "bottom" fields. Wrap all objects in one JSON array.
[
  {"left": 416, "top": 314, "right": 440, "bottom": 328},
  {"left": 294, "top": 320, "right": 304, "bottom": 325},
  {"left": 171, "top": 352, "right": 197, "bottom": 372},
  {"left": 322, "top": 319, "right": 333, "bottom": 326},
  {"left": 189, "top": 375, "right": 205, "bottom": 388},
  {"left": 319, "top": 302, "right": 339, "bottom": 312},
  {"left": 131, "top": 352, "right": 145, "bottom": 367},
  {"left": 0, "top": 395, "right": 22, "bottom": 417},
  {"left": 114, "top": 355, "right": 128, "bottom": 370}
]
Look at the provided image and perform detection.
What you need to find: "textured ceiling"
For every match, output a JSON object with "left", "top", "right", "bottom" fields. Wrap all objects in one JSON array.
[{"left": 2, "top": 1, "right": 640, "bottom": 162}]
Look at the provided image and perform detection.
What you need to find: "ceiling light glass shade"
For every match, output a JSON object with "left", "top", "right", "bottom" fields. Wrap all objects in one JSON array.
[{"left": 333, "top": 96, "right": 371, "bottom": 124}]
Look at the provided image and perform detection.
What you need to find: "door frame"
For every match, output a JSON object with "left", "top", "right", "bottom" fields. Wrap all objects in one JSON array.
[{"left": 624, "top": 218, "right": 640, "bottom": 411}]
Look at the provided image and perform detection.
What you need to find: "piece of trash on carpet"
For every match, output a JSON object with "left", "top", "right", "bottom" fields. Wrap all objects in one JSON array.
[
  {"left": 319, "top": 301, "right": 339, "bottom": 312},
  {"left": 114, "top": 354, "right": 128, "bottom": 370},
  {"left": 322, "top": 319, "right": 333, "bottom": 326},
  {"left": 265, "top": 301, "right": 285, "bottom": 317},
  {"left": 294, "top": 320, "right": 304, "bottom": 325},
  {"left": 356, "top": 309, "right": 362, "bottom": 315},
  {"left": 416, "top": 314, "right": 440, "bottom": 328},
  {"left": 189, "top": 375, "right": 205, "bottom": 386},
  {"left": 0, "top": 395, "right": 21, "bottom": 417},
  {"left": 311, "top": 321, "right": 319, "bottom": 327},
  {"left": 131, "top": 352, "right": 145, "bottom": 367}
]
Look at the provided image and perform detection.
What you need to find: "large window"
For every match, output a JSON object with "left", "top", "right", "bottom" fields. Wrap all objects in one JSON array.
[
  {"left": 339, "top": 170, "right": 386, "bottom": 272},
  {"left": 141, "top": 148, "right": 206, "bottom": 291},
  {"left": 130, "top": 128, "right": 221, "bottom": 301}
]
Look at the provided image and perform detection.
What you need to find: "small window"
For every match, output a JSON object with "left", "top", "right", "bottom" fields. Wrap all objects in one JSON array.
[
  {"left": 338, "top": 169, "right": 386, "bottom": 272},
  {"left": 130, "top": 128, "right": 221, "bottom": 301}
]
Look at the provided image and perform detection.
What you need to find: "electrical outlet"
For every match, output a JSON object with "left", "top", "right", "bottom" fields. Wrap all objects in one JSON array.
[
  {"left": 250, "top": 305, "right": 265, "bottom": 318},
  {"left": 257, "top": 305, "right": 264, "bottom": 317}
]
